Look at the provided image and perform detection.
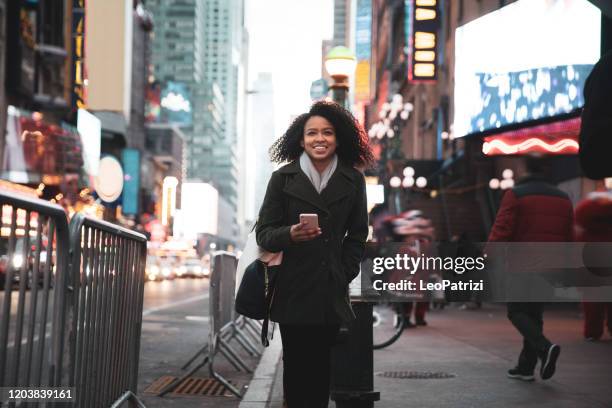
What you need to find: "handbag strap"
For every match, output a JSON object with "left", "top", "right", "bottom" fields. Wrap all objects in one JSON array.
[
  {"left": 255, "top": 173, "right": 290, "bottom": 347},
  {"left": 261, "top": 264, "right": 277, "bottom": 346}
]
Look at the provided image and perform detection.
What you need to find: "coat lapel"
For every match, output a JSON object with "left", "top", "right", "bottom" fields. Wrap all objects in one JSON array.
[
  {"left": 320, "top": 162, "right": 356, "bottom": 206},
  {"left": 280, "top": 161, "right": 330, "bottom": 214}
]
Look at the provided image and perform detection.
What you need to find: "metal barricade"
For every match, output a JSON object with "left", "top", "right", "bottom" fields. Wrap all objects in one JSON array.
[
  {"left": 0, "top": 190, "right": 148, "bottom": 407},
  {"left": 158, "top": 251, "right": 263, "bottom": 398},
  {"left": 68, "top": 214, "right": 147, "bottom": 408},
  {"left": 0, "top": 190, "right": 71, "bottom": 402},
  {"left": 209, "top": 252, "right": 236, "bottom": 336}
]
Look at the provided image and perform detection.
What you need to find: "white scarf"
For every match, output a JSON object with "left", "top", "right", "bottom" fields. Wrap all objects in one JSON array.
[{"left": 299, "top": 152, "right": 338, "bottom": 194}]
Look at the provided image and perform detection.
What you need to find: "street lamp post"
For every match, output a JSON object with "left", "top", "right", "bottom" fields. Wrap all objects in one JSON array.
[
  {"left": 368, "top": 94, "right": 413, "bottom": 214},
  {"left": 325, "top": 46, "right": 380, "bottom": 408},
  {"left": 325, "top": 46, "right": 357, "bottom": 107},
  {"left": 389, "top": 166, "right": 429, "bottom": 214}
]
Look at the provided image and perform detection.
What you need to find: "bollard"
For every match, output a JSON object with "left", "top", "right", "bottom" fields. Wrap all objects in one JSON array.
[{"left": 330, "top": 301, "right": 380, "bottom": 408}]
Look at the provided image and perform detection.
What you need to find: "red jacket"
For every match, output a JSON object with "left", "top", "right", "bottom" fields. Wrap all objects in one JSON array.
[
  {"left": 488, "top": 178, "right": 574, "bottom": 242},
  {"left": 575, "top": 193, "right": 612, "bottom": 242}
]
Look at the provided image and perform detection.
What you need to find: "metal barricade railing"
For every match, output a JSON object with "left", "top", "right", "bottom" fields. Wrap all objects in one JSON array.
[
  {"left": 158, "top": 251, "right": 263, "bottom": 398},
  {"left": 209, "top": 251, "right": 236, "bottom": 336},
  {"left": 0, "top": 190, "right": 71, "bottom": 396},
  {"left": 68, "top": 214, "right": 147, "bottom": 408},
  {"left": 0, "top": 190, "right": 148, "bottom": 408}
]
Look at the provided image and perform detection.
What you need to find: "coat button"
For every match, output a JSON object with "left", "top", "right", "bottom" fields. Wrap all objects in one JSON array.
[
  {"left": 324, "top": 238, "right": 329, "bottom": 243},
  {"left": 322, "top": 260, "right": 327, "bottom": 266}
]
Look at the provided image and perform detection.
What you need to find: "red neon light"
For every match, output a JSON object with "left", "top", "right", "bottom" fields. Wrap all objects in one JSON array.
[
  {"left": 482, "top": 117, "right": 580, "bottom": 156},
  {"left": 483, "top": 138, "right": 579, "bottom": 155}
]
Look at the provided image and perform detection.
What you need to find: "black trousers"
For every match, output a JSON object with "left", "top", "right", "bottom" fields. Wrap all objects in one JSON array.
[
  {"left": 507, "top": 302, "right": 552, "bottom": 372},
  {"left": 279, "top": 324, "right": 340, "bottom": 408}
]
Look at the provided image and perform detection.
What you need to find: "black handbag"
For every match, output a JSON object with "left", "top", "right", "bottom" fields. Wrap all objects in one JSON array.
[
  {"left": 235, "top": 175, "right": 289, "bottom": 346},
  {"left": 235, "top": 258, "right": 278, "bottom": 346}
]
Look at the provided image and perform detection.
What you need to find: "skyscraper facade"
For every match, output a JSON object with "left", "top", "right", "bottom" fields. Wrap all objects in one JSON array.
[
  {"left": 148, "top": 0, "right": 225, "bottom": 185},
  {"left": 149, "top": 0, "right": 246, "bottom": 240},
  {"left": 333, "top": 0, "right": 352, "bottom": 46},
  {"left": 201, "top": 0, "right": 247, "bottom": 212}
]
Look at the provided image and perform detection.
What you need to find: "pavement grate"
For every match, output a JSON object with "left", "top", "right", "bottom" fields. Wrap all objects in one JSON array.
[
  {"left": 376, "top": 371, "right": 456, "bottom": 379},
  {"left": 144, "top": 375, "right": 237, "bottom": 396}
]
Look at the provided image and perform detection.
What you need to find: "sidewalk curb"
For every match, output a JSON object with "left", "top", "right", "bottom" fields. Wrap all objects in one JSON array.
[{"left": 239, "top": 326, "right": 283, "bottom": 408}]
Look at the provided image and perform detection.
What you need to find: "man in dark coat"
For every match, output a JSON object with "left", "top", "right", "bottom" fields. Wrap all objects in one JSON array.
[{"left": 489, "top": 157, "right": 574, "bottom": 381}]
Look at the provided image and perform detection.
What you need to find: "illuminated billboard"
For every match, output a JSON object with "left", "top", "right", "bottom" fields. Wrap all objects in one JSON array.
[
  {"left": 77, "top": 108, "right": 101, "bottom": 179},
  {"left": 407, "top": 0, "right": 440, "bottom": 82},
  {"left": 177, "top": 183, "right": 219, "bottom": 239},
  {"left": 354, "top": 0, "right": 372, "bottom": 102},
  {"left": 454, "top": 0, "right": 601, "bottom": 138},
  {"left": 160, "top": 81, "right": 192, "bottom": 126}
]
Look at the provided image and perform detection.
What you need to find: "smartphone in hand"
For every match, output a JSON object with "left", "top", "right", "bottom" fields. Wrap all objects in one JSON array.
[{"left": 299, "top": 213, "right": 319, "bottom": 230}]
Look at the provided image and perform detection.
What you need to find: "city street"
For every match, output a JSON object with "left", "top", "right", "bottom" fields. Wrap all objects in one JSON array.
[{"left": 1, "top": 0, "right": 612, "bottom": 407}]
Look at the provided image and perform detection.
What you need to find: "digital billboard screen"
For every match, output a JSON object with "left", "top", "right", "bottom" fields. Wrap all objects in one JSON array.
[
  {"left": 453, "top": 0, "right": 601, "bottom": 138},
  {"left": 160, "top": 81, "right": 192, "bottom": 126}
]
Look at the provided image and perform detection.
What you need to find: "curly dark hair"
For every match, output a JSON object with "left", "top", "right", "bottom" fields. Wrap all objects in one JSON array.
[{"left": 269, "top": 101, "right": 374, "bottom": 168}]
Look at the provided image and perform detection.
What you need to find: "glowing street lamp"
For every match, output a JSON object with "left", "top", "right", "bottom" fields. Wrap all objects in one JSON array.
[
  {"left": 367, "top": 94, "right": 413, "bottom": 142},
  {"left": 325, "top": 46, "right": 357, "bottom": 106},
  {"left": 489, "top": 168, "right": 515, "bottom": 190}
]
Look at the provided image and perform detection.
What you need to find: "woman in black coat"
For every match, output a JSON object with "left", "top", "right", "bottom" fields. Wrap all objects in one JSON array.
[{"left": 256, "top": 101, "right": 373, "bottom": 408}]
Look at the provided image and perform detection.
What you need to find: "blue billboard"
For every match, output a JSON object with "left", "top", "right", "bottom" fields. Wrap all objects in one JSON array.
[
  {"left": 121, "top": 148, "right": 140, "bottom": 215},
  {"left": 160, "top": 81, "right": 193, "bottom": 126}
]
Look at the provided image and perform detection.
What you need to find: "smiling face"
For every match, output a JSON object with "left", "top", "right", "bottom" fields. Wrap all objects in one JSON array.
[{"left": 301, "top": 115, "right": 337, "bottom": 166}]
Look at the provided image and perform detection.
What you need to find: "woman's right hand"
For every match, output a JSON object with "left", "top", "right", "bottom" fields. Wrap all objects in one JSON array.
[{"left": 290, "top": 221, "right": 322, "bottom": 242}]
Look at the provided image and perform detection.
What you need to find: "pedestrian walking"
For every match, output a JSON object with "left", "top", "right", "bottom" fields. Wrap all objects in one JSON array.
[
  {"left": 488, "top": 156, "right": 573, "bottom": 381},
  {"left": 256, "top": 101, "right": 373, "bottom": 408},
  {"left": 384, "top": 210, "right": 435, "bottom": 326},
  {"left": 575, "top": 191, "right": 612, "bottom": 341}
]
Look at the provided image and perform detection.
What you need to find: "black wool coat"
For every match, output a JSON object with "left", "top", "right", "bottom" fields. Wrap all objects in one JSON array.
[{"left": 256, "top": 159, "right": 368, "bottom": 325}]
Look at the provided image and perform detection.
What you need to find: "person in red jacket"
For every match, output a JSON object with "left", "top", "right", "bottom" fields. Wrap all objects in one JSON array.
[
  {"left": 575, "top": 191, "right": 612, "bottom": 341},
  {"left": 488, "top": 157, "right": 574, "bottom": 382}
]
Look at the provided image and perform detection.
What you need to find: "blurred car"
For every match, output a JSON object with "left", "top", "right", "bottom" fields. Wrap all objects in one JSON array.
[
  {"left": 182, "top": 258, "right": 209, "bottom": 278},
  {"left": 158, "top": 259, "right": 176, "bottom": 280},
  {"left": 0, "top": 238, "right": 52, "bottom": 289},
  {"left": 145, "top": 255, "right": 162, "bottom": 281}
]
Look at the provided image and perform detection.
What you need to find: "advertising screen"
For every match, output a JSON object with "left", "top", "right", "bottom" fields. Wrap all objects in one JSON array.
[
  {"left": 160, "top": 81, "right": 193, "bottom": 126},
  {"left": 77, "top": 108, "right": 101, "bottom": 178},
  {"left": 453, "top": 0, "right": 601, "bottom": 138}
]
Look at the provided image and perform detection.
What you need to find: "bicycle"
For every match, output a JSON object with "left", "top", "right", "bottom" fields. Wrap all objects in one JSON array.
[
  {"left": 372, "top": 302, "right": 406, "bottom": 349},
  {"left": 371, "top": 211, "right": 435, "bottom": 349}
]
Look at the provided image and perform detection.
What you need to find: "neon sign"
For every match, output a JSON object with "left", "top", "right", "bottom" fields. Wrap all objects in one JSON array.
[{"left": 408, "top": 0, "right": 440, "bottom": 82}]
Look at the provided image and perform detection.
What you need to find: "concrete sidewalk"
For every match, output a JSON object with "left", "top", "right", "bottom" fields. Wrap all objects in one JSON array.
[{"left": 267, "top": 303, "right": 612, "bottom": 408}]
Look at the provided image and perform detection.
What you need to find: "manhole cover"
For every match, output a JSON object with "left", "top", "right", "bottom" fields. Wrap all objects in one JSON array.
[
  {"left": 144, "top": 375, "right": 239, "bottom": 396},
  {"left": 376, "top": 371, "right": 455, "bottom": 379}
]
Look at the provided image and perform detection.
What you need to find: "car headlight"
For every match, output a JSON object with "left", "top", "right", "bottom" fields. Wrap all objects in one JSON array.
[
  {"left": 162, "top": 267, "right": 171, "bottom": 277},
  {"left": 12, "top": 254, "right": 23, "bottom": 269}
]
